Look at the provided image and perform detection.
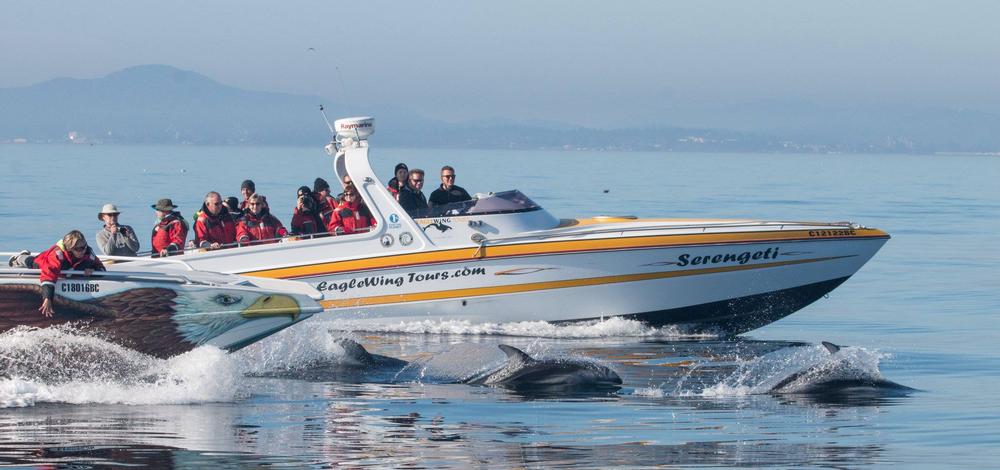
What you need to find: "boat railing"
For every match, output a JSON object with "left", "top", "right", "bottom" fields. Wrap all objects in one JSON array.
[{"left": 123, "top": 226, "right": 375, "bottom": 258}]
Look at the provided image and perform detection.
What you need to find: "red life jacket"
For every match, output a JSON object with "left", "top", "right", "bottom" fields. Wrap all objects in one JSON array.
[
  {"left": 313, "top": 193, "right": 336, "bottom": 228},
  {"left": 237, "top": 210, "right": 288, "bottom": 245},
  {"left": 194, "top": 208, "right": 237, "bottom": 248},
  {"left": 151, "top": 212, "right": 189, "bottom": 255},
  {"left": 35, "top": 240, "right": 105, "bottom": 286},
  {"left": 387, "top": 178, "right": 405, "bottom": 200},
  {"left": 291, "top": 208, "right": 322, "bottom": 235},
  {"left": 327, "top": 200, "right": 376, "bottom": 235}
]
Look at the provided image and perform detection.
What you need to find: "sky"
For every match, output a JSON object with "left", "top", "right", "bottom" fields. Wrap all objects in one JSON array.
[{"left": 2, "top": 0, "right": 998, "bottom": 127}]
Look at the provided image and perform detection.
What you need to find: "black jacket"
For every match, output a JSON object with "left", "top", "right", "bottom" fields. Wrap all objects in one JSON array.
[
  {"left": 429, "top": 184, "right": 472, "bottom": 207},
  {"left": 397, "top": 186, "right": 428, "bottom": 217}
]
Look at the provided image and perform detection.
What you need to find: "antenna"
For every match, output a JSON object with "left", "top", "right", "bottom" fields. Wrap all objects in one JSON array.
[{"left": 319, "top": 104, "right": 336, "bottom": 136}]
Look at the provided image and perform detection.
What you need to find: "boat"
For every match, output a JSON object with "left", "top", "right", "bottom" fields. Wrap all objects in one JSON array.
[
  {"left": 124, "top": 117, "right": 889, "bottom": 335},
  {"left": 0, "top": 256, "right": 323, "bottom": 358}
]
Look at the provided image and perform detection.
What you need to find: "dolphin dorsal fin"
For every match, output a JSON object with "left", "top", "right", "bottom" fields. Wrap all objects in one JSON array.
[
  {"left": 335, "top": 338, "right": 373, "bottom": 362},
  {"left": 821, "top": 341, "right": 841, "bottom": 354},
  {"left": 498, "top": 344, "right": 534, "bottom": 366}
]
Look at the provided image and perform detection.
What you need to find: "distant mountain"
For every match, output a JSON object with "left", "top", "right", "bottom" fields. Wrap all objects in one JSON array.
[
  {"left": 0, "top": 65, "right": 337, "bottom": 144},
  {"left": 2, "top": 65, "right": 998, "bottom": 153}
]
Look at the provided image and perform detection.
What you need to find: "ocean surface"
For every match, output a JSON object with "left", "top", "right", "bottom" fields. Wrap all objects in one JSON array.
[{"left": 0, "top": 144, "right": 997, "bottom": 468}]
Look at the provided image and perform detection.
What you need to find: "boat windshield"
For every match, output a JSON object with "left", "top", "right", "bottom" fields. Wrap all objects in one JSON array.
[{"left": 414, "top": 190, "right": 541, "bottom": 219}]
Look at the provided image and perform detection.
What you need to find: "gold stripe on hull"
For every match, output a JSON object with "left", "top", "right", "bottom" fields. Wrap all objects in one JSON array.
[
  {"left": 248, "top": 228, "right": 887, "bottom": 280},
  {"left": 319, "top": 255, "right": 850, "bottom": 309}
]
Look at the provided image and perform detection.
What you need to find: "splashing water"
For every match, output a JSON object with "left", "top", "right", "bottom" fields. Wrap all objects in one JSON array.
[
  {"left": 0, "top": 326, "right": 242, "bottom": 408},
  {"left": 323, "top": 316, "right": 712, "bottom": 339},
  {"left": 700, "top": 344, "right": 890, "bottom": 397},
  {"left": 234, "top": 319, "right": 362, "bottom": 375}
]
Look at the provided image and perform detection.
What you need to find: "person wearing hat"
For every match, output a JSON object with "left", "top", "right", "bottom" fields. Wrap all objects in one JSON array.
[
  {"left": 312, "top": 177, "right": 337, "bottom": 228},
  {"left": 291, "top": 186, "right": 323, "bottom": 236},
  {"left": 386, "top": 163, "right": 408, "bottom": 200},
  {"left": 239, "top": 179, "right": 256, "bottom": 212},
  {"left": 95, "top": 203, "right": 140, "bottom": 256},
  {"left": 151, "top": 198, "right": 189, "bottom": 257}
]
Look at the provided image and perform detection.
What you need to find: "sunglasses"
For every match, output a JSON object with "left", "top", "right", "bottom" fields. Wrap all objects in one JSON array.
[
  {"left": 248, "top": 202, "right": 262, "bottom": 206},
  {"left": 70, "top": 245, "right": 87, "bottom": 253},
  {"left": 442, "top": 174, "right": 455, "bottom": 179},
  {"left": 411, "top": 179, "right": 424, "bottom": 183}
]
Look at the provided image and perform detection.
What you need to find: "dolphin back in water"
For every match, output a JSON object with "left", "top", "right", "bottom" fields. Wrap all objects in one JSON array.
[
  {"left": 769, "top": 341, "right": 912, "bottom": 395},
  {"left": 460, "top": 344, "right": 623, "bottom": 391}
]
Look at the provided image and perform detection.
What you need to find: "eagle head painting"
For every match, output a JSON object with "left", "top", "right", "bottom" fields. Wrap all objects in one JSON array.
[{"left": 0, "top": 281, "right": 318, "bottom": 359}]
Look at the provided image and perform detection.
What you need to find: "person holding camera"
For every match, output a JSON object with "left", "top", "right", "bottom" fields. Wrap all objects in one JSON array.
[
  {"left": 151, "top": 198, "right": 189, "bottom": 257},
  {"left": 95, "top": 203, "right": 140, "bottom": 256},
  {"left": 291, "top": 186, "right": 324, "bottom": 235}
]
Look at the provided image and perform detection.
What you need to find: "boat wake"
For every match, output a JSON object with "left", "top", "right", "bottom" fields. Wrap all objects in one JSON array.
[
  {"left": 0, "top": 325, "right": 241, "bottom": 408},
  {"left": 323, "top": 316, "right": 713, "bottom": 339}
]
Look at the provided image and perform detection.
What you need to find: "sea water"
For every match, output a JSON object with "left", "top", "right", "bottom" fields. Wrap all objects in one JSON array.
[{"left": 0, "top": 144, "right": 997, "bottom": 468}]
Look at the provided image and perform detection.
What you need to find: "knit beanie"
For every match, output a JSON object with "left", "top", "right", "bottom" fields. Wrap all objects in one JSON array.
[{"left": 314, "top": 177, "right": 330, "bottom": 193}]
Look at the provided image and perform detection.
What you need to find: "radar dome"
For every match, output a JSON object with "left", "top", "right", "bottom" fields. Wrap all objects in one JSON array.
[{"left": 334, "top": 117, "right": 374, "bottom": 140}]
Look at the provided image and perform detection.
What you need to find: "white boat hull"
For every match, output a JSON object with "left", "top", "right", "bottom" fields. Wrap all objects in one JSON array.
[{"left": 273, "top": 235, "right": 885, "bottom": 333}]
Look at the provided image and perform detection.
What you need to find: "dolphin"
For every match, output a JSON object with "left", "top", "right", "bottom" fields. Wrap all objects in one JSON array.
[
  {"left": 333, "top": 338, "right": 409, "bottom": 370},
  {"left": 460, "top": 344, "right": 623, "bottom": 391},
  {"left": 323, "top": 340, "right": 622, "bottom": 392},
  {"left": 768, "top": 341, "right": 912, "bottom": 395}
]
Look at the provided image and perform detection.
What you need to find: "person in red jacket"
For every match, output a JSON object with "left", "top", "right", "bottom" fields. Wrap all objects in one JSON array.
[
  {"left": 194, "top": 191, "right": 238, "bottom": 250},
  {"left": 291, "top": 186, "right": 323, "bottom": 236},
  {"left": 327, "top": 184, "right": 376, "bottom": 235},
  {"left": 33, "top": 230, "right": 106, "bottom": 317},
  {"left": 151, "top": 198, "right": 189, "bottom": 257},
  {"left": 237, "top": 194, "right": 288, "bottom": 245},
  {"left": 239, "top": 179, "right": 255, "bottom": 212},
  {"left": 313, "top": 177, "right": 337, "bottom": 228}
]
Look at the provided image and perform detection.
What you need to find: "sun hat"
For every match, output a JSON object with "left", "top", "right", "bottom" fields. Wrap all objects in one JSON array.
[
  {"left": 97, "top": 203, "right": 121, "bottom": 221},
  {"left": 151, "top": 198, "right": 178, "bottom": 211}
]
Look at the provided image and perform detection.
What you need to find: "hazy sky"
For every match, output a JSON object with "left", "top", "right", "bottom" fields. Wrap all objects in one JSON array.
[{"left": 2, "top": 1, "right": 998, "bottom": 126}]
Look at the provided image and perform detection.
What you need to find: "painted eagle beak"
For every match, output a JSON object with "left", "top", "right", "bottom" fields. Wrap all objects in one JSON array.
[{"left": 241, "top": 294, "right": 302, "bottom": 320}]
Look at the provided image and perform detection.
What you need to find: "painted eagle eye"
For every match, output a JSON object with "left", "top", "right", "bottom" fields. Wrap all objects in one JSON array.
[{"left": 213, "top": 294, "right": 243, "bottom": 306}]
